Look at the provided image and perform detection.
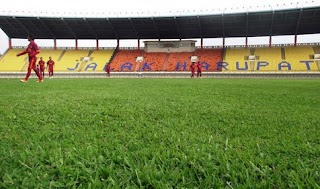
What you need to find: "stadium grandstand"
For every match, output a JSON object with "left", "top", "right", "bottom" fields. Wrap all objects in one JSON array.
[
  {"left": 0, "top": 3, "right": 319, "bottom": 78},
  {"left": 1, "top": 0, "right": 320, "bottom": 188}
]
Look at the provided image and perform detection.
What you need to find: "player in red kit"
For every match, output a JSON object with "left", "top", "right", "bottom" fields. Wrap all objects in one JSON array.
[
  {"left": 17, "top": 35, "right": 43, "bottom": 82},
  {"left": 190, "top": 62, "right": 195, "bottom": 78},
  {"left": 47, "top": 57, "right": 55, "bottom": 79},
  {"left": 106, "top": 62, "right": 111, "bottom": 77},
  {"left": 38, "top": 57, "right": 45, "bottom": 79},
  {"left": 197, "top": 61, "right": 202, "bottom": 78}
]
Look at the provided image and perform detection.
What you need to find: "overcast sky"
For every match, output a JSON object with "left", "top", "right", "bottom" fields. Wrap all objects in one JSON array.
[{"left": 0, "top": 0, "right": 319, "bottom": 54}]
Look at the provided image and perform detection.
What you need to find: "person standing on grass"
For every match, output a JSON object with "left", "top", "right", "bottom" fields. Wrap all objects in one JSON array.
[
  {"left": 106, "top": 62, "right": 111, "bottom": 77},
  {"left": 47, "top": 57, "right": 55, "bottom": 79},
  {"left": 190, "top": 62, "right": 196, "bottom": 78},
  {"left": 38, "top": 57, "right": 45, "bottom": 79},
  {"left": 17, "top": 34, "right": 43, "bottom": 83},
  {"left": 197, "top": 61, "right": 202, "bottom": 78}
]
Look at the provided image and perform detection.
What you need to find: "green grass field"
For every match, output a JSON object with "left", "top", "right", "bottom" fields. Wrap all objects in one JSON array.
[{"left": 0, "top": 78, "right": 319, "bottom": 188}]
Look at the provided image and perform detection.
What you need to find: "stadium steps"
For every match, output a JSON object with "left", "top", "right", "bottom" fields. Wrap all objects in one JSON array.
[
  {"left": 194, "top": 49, "right": 198, "bottom": 56},
  {"left": 136, "top": 51, "right": 145, "bottom": 71},
  {"left": 312, "top": 46, "right": 320, "bottom": 54},
  {"left": 88, "top": 50, "right": 114, "bottom": 72},
  {"left": 134, "top": 50, "right": 143, "bottom": 71},
  {"left": 222, "top": 48, "right": 226, "bottom": 61},
  {"left": 109, "top": 48, "right": 118, "bottom": 64},
  {"left": 135, "top": 61, "right": 141, "bottom": 71},
  {"left": 281, "top": 48, "right": 286, "bottom": 60},
  {"left": 250, "top": 48, "right": 255, "bottom": 55},
  {"left": 21, "top": 58, "right": 29, "bottom": 71},
  {"left": 78, "top": 62, "right": 87, "bottom": 72},
  {"left": 220, "top": 49, "right": 224, "bottom": 71},
  {"left": 162, "top": 53, "right": 170, "bottom": 71},
  {"left": 58, "top": 50, "right": 66, "bottom": 61},
  {"left": 88, "top": 50, "right": 94, "bottom": 57}
]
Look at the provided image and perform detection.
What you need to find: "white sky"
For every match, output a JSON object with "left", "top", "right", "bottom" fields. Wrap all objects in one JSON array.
[{"left": 0, "top": 0, "right": 319, "bottom": 54}]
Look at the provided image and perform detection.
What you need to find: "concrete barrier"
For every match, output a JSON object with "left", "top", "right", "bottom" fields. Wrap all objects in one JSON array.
[{"left": 0, "top": 72, "right": 320, "bottom": 79}]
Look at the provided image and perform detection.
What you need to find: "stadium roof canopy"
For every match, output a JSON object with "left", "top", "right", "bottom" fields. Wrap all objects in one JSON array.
[{"left": 0, "top": 7, "right": 319, "bottom": 40}]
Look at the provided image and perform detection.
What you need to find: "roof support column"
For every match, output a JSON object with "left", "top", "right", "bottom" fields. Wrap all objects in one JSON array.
[
  {"left": 245, "top": 12, "right": 249, "bottom": 49},
  {"left": 96, "top": 39, "right": 99, "bottom": 50},
  {"left": 269, "top": 36, "right": 272, "bottom": 48},
  {"left": 117, "top": 39, "right": 120, "bottom": 48},
  {"left": 9, "top": 38, "right": 12, "bottom": 49},
  {"left": 201, "top": 38, "right": 203, "bottom": 49},
  {"left": 54, "top": 39, "right": 57, "bottom": 50},
  {"left": 138, "top": 39, "right": 140, "bottom": 51},
  {"left": 245, "top": 37, "right": 248, "bottom": 49},
  {"left": 75, "top": 39, "right": 78, "bottom": 50},
  {"left": 223, "top": 37, "right": 225, "bottom": 49},
  {"left": 294, "top": 8, "right": 303, "bottom": 48}
]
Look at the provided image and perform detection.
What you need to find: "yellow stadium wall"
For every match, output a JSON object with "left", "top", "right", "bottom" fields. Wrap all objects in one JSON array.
[
  {"left": 0, "top": 49, "right": 114, "bottom": 72},
  {"left": 222, "top": 46, "right": 319, "bottom": 72}
]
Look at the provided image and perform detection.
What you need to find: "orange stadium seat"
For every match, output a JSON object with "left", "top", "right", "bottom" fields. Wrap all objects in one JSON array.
[
  {"left": 196, "top": 49, "right": 223, "bottom": 71},
  {"left": 139, "top": 52, "right": 167, "bottom": 71},
  {"left": 165, "top": 52, "right": 194, "bottom": 71},
  {"left": 111, "top": 50, "right": 141, "bottom": 71}
]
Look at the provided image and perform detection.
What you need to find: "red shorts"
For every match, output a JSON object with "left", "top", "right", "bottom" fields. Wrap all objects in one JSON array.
[{"left": 48, "top": 68, "right": 54, "bottom": 72}]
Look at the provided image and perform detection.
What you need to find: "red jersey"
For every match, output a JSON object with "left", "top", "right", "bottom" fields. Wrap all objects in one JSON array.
[
  {"left": 106, "top": 64, "right": 110, "bottom": 71},
  {"left": 17, "top": 41, "right": 40, "bottom": 60},
  {"left": 47, "top": 60, "right": 55, "bottom": 70},
  {"left": 197, "top": 64, "right": 202, "bottom": 71},
  {"left": 38, "top": 60, "right": 45, "bottom": 69},
  {"left": 190, "top": 64, "right": 196, "bottom": 71}
]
